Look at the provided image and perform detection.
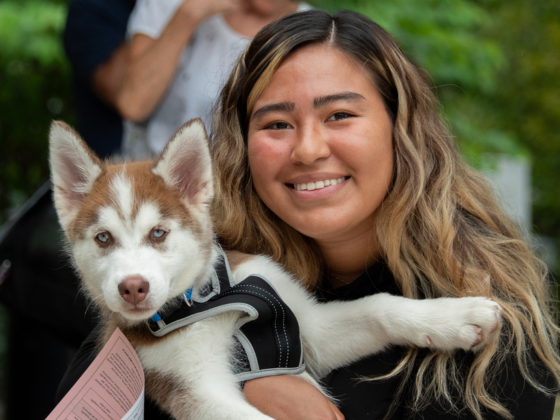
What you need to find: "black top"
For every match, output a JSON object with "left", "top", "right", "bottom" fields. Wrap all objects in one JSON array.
[
  {"left": 63, "top": 0, "right": 135, "bottom": 158},
  {"left": 319, "top": 261, "right": 557, "bottom": 420},
  {"left": 57, "top": 261, "right": 557, "bottom": 419}
]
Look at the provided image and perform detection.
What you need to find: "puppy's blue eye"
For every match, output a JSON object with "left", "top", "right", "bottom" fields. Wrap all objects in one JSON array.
[
  {"left": 96, "top": 232, "right": 111, "bottom": 244},
  {"left": 152, "top": 229, "right": 167, "bottom": 239}
]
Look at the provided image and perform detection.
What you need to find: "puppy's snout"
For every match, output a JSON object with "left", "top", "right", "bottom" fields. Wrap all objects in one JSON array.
[{"left": 119, "top": 275, "right": 150, "bottom": 304}]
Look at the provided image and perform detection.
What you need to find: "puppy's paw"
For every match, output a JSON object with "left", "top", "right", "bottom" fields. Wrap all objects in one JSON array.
[{"left": 416, "top": 297, "right": 502, "bottom": 352}]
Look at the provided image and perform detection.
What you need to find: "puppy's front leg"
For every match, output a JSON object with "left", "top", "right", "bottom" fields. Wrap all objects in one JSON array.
[
  {"left": 298, "top": 294, "right": 501, "bottom": 378},
  {"left": 140, "top": 312, "right": 274, "bottom": 420}
]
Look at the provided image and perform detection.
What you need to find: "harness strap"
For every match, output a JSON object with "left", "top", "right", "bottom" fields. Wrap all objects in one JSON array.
[{"left": 147, "top": 250, "right": 305, "bottom": 381}]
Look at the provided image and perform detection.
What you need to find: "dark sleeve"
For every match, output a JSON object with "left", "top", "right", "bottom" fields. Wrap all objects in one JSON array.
[
  {"left": 56, "top": 324, "right": 101, "bottom": 402},
  {"left": 323, "top": 347, "right": 409, "bottom": 420},
  {"left": 407, "top": 351, "right": 557, "bottom": 420},
  {"left": 326, "top": 347, "right": 556, "bottom": 420},
  {"left": 63, "top": 0, "right": 133, "bottom": 81},
  {"left": 56, "top": 324, "right": 176, "bottom": 420}
]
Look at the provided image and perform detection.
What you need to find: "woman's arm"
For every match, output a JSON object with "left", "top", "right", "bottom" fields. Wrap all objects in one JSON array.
[
  {"left": 115, "top": 0, "right": 239, "bottom": 122},
  {"left": 92, "top": 42, "right": 129, "bottom": 107},
  {"left": 244, "top": 375, "right": 345, "bottom": 420}
]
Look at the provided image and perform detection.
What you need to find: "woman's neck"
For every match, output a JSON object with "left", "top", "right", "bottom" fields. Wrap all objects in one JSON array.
[{"left": 317, "top": 228, "right": 381, "bottom": 289}]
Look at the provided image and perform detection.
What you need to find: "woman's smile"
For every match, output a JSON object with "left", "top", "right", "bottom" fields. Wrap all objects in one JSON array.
[{"left": 290, "top": 176, "right": 349, "bottom": 192}]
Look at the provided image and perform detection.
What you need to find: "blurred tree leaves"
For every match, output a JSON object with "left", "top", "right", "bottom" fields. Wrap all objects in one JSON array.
[
  {"left": 480, "top": 0, "right": 560, "bottom": 240},
  {"left": 0, "top": 0, "right": 559, "bottom": 251},
  {"left": 316, "top": 0, "right": 559, "bottom": 252},
  {"left": 0, "top": 1, "right": 67, "bottom": 64},
  {"left": 316, "top": 0, "right": 525, "bottom": 160},
  {"left": 0, "top": 0, "right": 74, "bottom": 222}
]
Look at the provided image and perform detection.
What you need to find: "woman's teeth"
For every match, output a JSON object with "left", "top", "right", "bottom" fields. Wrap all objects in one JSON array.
[{"left": 294, "top": 177, "right": 346, "bottom": 191}]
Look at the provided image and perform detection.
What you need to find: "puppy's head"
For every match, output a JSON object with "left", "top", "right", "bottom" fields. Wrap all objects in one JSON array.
[{"left": 49, "top": 119, "right": 214, "bottom": 323}]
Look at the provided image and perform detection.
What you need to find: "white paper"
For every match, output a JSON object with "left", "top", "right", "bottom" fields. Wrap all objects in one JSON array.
[{"left": 47, "top": 328, "right": 145, "bottom": 420}]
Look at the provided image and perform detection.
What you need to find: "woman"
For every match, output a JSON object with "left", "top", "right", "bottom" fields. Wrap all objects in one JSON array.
[{"left": 211, "top": 9, "right": 560, "bottom": 420}]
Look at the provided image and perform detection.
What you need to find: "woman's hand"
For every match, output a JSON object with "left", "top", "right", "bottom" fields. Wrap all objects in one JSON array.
[
  {"left": 181, "top": 0, "right": 240, "bottom": 22},
  {"left": 243, "top": 375, "right": 345, "bottom": 420},
  {"left": 116, "top": 0, "right": 240, "bottom": 121}
]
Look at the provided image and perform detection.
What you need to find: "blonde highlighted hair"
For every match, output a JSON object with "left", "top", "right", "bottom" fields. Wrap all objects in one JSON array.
[{"left": 211, "top": 9, "right": 560, "bottom": 419}]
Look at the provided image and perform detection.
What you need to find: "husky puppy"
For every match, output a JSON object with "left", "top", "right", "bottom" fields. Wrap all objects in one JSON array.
[{"left": 49, "top": 119, "right": 501, "bottom": 420}]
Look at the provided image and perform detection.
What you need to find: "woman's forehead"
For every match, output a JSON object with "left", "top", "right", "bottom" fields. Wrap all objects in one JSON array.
[{"left": 248, "top": 44, "right": 381, "bottom": 116}]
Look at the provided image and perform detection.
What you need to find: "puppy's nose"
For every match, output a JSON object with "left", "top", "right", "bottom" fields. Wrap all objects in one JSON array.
[{"left": 119, "top": 276, "right": 150, "bottom": 304}]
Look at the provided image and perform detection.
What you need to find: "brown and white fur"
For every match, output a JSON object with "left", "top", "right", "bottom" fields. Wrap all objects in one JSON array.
[{"left": 49, "top": 118, "right": 501, "bottom": 420}]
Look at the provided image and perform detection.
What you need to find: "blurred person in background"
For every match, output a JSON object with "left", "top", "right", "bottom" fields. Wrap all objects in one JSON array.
[
  {"left": 116, "top": 0, "right": 312, "bottom": 158},
  {"left": 63, "top": 0, "right": 135, "bottom": 157}
]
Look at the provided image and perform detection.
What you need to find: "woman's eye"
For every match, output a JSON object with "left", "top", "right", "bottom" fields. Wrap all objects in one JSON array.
[
  {"left": 328, "top": 112, "right": 354, "bottom": 121},
  {"left": 265, "top": 121, "right": 291, "bottom": 130},
  {"left": 95, "top": 232, "right": 111, "bottom": 244},
  {"left": 151, "top": 229, "right": 167, "bottom": 240}
]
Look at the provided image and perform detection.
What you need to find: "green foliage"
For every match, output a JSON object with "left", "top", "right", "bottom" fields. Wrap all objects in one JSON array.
[
  {"left": 0, "top": 1, "right": 67, "bottom": 65},
  {"left": 310, "top": 0, "right": 560, "bottom": 257},
  {"left": 479, "top": 0, "right": 560, "bottom": 241},
  {"left": 0, "top": 0, "right": 74, "bottom": 223},
  {"left": 312, "top": 0, "right": 525, "bottom": 163},
  {"left": 323, "top": 0, "right": 502, "bottom": 91},
  {"left": 0, "top": 0, "right": 559, "bottom": 251}
]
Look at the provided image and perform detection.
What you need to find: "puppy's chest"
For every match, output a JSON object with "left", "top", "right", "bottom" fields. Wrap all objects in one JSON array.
[{"left": 127, "top": 313, "right": 241, "bottom": 374}]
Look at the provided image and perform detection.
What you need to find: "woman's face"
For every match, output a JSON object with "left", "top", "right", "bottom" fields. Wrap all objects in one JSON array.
[{"left": 247, "top": 44, "right": 394, "bottom": 246}]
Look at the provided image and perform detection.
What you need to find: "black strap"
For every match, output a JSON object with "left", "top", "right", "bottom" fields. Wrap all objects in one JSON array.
[{"left": 148, "top": 252, "right": 304, "bottom": 380}]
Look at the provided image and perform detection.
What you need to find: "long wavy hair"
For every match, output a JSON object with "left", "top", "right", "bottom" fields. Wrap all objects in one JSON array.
[{"left": 211, "top": 9, "right": 560, "bottom": 419}]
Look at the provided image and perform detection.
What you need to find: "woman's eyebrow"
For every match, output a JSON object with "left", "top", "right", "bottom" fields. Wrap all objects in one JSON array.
[
  {"left": 314, "top": 92, "right": 366, "bottom": 108},
  {"left": 251, "top": 101, "right": 295, "bottom": 119}
]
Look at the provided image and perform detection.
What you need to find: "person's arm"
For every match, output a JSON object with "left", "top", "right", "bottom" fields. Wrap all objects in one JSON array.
[
  {"left": 63, "top": 0, "right": 134, "bottom": 109},
  {"left": 92, "top": 42, "right": 130, "bottom": 108},
  {"left": 243, "top": 375, "right": 345, "bottom": 420},
  {"left": 115, "top": 0, "right": 239, "bottom": 122}
]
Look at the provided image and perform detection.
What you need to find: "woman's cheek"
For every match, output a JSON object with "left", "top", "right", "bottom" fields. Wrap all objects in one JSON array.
[{"left": 248, "top": 133, "right": 288, "bottom": 177}]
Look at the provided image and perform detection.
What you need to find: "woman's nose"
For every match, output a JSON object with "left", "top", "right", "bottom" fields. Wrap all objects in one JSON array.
[{"left": 290, "top": 123, "right": 330, "bottom": 165}]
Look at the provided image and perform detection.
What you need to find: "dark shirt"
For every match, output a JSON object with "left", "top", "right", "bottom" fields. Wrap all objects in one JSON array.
[
  {"left": 57, "top": 261, "right": 557, "bottom": 419},
  {"left": 63, "top": 0, "right": 135, "bottom": 158},
  {"left": 320, "top": 261, "right": 557, "bottom": 420}
]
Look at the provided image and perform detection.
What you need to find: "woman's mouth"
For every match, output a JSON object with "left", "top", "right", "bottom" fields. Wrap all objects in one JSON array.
[{"left": 290, "top": 176, "right": 349, "bottom": 191}]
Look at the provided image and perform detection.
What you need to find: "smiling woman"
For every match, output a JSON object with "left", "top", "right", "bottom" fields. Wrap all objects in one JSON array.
[{"left": 211, "top": 8, "right": 560, "bottom": 420}]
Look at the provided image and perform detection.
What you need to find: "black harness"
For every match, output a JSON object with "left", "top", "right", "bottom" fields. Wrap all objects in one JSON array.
[{"left": 148, "top": 248, "right": 305, "bottom": 381}]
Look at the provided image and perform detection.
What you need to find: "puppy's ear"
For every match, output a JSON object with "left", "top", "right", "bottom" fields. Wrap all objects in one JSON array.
[
  {"left": 152, "top": 118, "right": 214, "bottom": 211},
  {"left": 49, "top": 121, "right": 102, "bottom": 230}
]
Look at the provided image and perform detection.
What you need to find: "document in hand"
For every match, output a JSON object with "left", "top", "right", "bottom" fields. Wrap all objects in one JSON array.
[{"left": 47, "top": 328, "right": 145, "bottom": 420}]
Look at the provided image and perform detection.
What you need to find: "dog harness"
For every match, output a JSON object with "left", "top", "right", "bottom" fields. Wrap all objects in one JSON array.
[{"left": 148, "top": 248, "right": 305, "bottom": 382}]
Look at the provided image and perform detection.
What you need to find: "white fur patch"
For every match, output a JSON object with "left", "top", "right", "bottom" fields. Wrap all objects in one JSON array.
[{"left": 110, "top": 171, "right": 134, "bottom": 221}]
